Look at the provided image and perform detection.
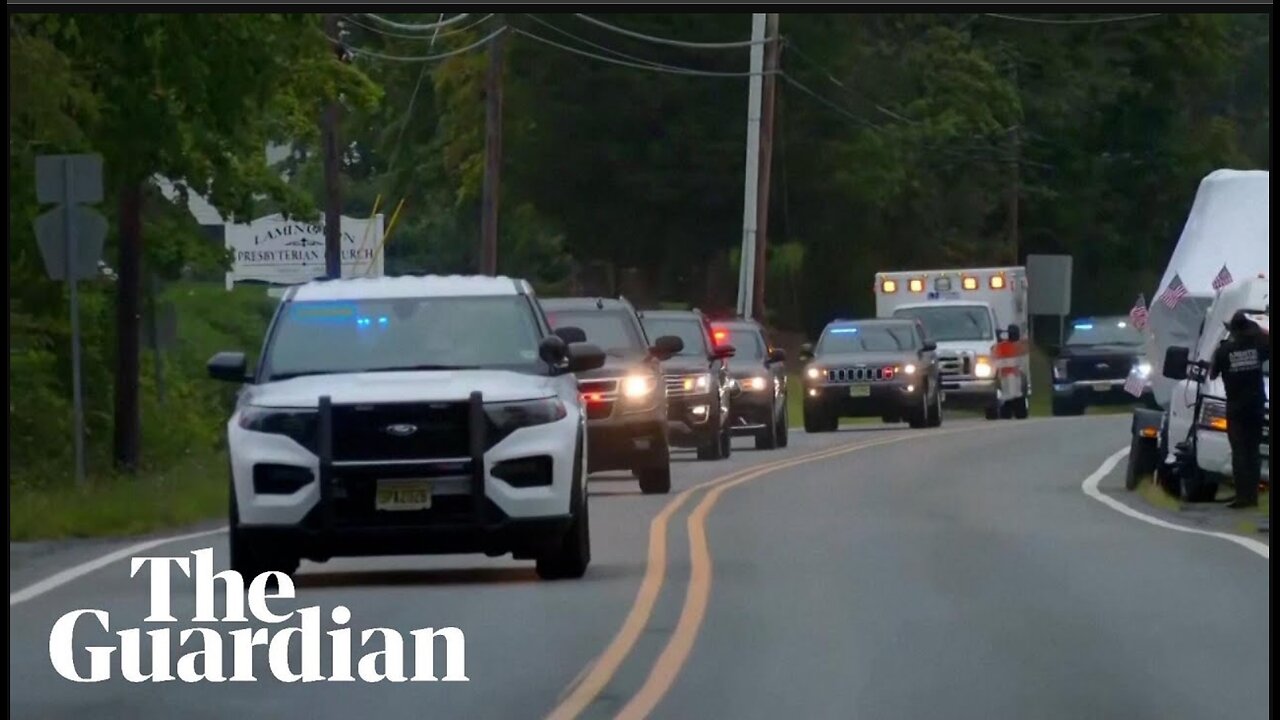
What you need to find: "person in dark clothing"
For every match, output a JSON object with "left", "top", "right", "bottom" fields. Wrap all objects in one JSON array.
[{"left": 1209, "top": 310, "right": 1270, "bottom": 509}]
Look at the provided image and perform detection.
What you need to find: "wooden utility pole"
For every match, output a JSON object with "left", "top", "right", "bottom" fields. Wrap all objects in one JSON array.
[
  {"left": 752, "top": 13, "right": 781, "bottom": 322},
  {"left": 480, "top": 17, "right": 506, "bottom": 276},
  {"left": 1007, "top": 61, "right": 1020, "bottom": 266},
  {"left": 113, "top": 181, "right": 143, "bottom": 471},
  {"left": 1008, "top": 124, "right": 1020, "bottom": 265},
  {"left": 323, "top": 13, "right": 343, "bottom": 279}
]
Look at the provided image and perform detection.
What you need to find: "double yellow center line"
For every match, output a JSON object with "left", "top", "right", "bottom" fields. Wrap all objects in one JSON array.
[{"left": 548, "top": 424, "right": 1014, "bottom": 719}]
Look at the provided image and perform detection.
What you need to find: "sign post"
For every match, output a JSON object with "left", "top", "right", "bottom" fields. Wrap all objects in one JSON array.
[
  {"left": 1026, "top": 254, "right": 1074, "bottom": 346},
  {"left": 34, "top": 154, "right": 107, "bottom": 486}
]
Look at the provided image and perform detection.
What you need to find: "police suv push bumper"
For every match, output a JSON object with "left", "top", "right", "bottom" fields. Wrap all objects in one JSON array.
[{"left": 229, "top": 391, "right": 579, "bottom": 558}]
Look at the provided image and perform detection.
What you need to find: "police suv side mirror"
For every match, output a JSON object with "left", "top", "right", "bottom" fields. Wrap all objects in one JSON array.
[
  {"left": 208, "top": 351, "right": 250, "bottom": 383},
  {"left": 539, "top": 336, "right": 569, "bottom": 366},
  {"left": 554, "top": 326, "right": 587, "bottom": 345},
  {"left": 798, "top": 343, "right": 815, "bottom": 363},
  {"left": 921, "top": 341, "right": 937, "bottom": 353},
  {"left": 1162, "top": 346, "right": 1190, "bottom": 381},
  {"left": 566, "top": 342, "right": 607, "bottom": 373},
  {"left": 1006, "top": 324, "right": 1021, "bottom": 343},
  {"left": 651, "top": 335, "right": 684, "bottom": 361}
]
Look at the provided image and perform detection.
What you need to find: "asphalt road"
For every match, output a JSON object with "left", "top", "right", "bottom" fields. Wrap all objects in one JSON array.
[{"left": 9, "top": 416, "right": 1269, "bottom": 720}]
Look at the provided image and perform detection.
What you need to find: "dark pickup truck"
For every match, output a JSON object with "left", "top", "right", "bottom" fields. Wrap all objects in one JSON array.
[{"left": 1050, "top": 315, "right": 1155, "bottom": 416}]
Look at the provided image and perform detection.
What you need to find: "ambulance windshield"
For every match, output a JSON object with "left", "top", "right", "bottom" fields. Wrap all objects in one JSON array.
[{"left": 892, "top": 305, "right": 993, "bottom": 342}]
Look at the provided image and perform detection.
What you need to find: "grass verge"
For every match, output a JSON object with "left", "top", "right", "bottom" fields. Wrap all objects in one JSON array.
[{"left": 10, "top": 451, "right": 228, "bottom": 541}]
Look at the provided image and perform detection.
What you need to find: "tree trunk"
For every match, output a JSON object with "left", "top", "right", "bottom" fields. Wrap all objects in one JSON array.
[{"left": 113, "top": 182, "right": 144, "bottom": 471}]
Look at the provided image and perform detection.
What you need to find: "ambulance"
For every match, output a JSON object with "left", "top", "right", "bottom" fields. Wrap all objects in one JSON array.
[{"left": 874, "top": 266, "right": 1031, "bottom": 420}]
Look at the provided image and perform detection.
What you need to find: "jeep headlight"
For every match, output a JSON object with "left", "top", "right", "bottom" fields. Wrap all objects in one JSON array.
[
  {"left": 806, "top": 366, "right": 822, "bottom": 381},
  {"left": 681, "top": 373, "right": 712, "bottom": 393},
  {"left": 974, "top": 357, "right": 994, "bottom": 379},
  {"left": 621, "top": 374, "right": 657, "bottom": 399},
  {"left": 1198, "top": 399, "right": 1228, "bottom": 432},
  {"left": 238, "top": 406, "right": 317, "bottom": 450}
]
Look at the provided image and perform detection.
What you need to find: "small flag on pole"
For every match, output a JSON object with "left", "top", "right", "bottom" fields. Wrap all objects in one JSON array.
[
  {"left": 1123, "top": 372, "right": 1146, "bottom": 398},
  {"left": 1129, "top": 294, "right": 1149, "bottom": 331},
  {"left": 1211, "top": 264, "right": 1234, "bottom": 291},
  {"left": 1158, "top": 274, "right": 1188, "bottom": 309}
]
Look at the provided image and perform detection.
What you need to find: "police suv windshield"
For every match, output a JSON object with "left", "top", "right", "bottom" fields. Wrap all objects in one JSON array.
[
  {"left": 893, "top": 305, "right": 993, "bottom": 342},
  {"left": 1065, "top": 317, "right": 1144, "bottom": 347},
  {"left": 547, "top": 310, "right": 647, "bottom": 356},
  {"left": 261, "top": 295, "right": 543, "bottom": 380},
  {"left": 720, "top": 326, "right": 766, "bottom": 361},
  {"left": 818, "top": 323, "right": 918, "bottom": 353},
  {"left": 641, "top": 317, "right": 708, "bottom": 357}
]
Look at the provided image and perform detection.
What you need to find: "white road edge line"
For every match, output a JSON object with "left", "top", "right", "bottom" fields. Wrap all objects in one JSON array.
[
  {"left": 9, "top": 527, "right": 228, "bottom": 607},
  {"left": 1082, "top": 447, "right": 1269, "bottom": 560}
]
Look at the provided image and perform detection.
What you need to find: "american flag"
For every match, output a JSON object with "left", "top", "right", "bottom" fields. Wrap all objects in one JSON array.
[
  {"left": 1123, "top": 372, "right": 1146, "bottom": 398},
  {"left": 1128, "top": 294, "right": 1149, "bottom": 331},
  {"left": 1211, "top": 264, "right": 1234, "bottom": 291},
  {"left": 1158, "top": 274, "right": 1188, "bottom": 309}
]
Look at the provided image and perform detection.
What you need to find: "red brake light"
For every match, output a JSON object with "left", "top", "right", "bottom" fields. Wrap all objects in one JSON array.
[{"left": 712, "top": 329, "right": 729, "bottom": 345}]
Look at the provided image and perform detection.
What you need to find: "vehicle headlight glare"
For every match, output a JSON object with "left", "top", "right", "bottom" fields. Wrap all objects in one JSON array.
[
  {"left": 622, "top": 374, "right": 656, "bottom": 399},
  {"left": 806, "top": 367, "right": 822, "bottom": 380},
  {"left": 682, "top": 374, "right": 711, "bottom": 392},
  {"left": 746, "top": 376, "right": 768, "bottom": 391},
  {"left": 974, "top": 358, "right": 994, "bottom": 379},
  {"left": 1135, "top": 359, "right": 1152, "bottom": 378},
  {"left": 1053, "top": 359, "right": 1068, "bottom": 380},
  {"left": 903, "top": 363, "right": 917, "bottom": 376}
]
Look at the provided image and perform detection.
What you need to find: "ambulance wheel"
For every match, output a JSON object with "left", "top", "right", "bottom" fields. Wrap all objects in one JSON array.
[{"left": 1012, "top": 397, "right": 1029, "bottom": 419}]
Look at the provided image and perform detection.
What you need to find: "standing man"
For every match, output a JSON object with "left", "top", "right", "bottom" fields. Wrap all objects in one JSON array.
[{"left": 1209, "top": 310, "right": 1270, "bottom": 509}]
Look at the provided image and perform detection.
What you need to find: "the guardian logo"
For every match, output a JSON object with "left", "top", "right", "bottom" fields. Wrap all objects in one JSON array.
[{"left": 48, "top": 548, "right": 468, "bottom": 683}]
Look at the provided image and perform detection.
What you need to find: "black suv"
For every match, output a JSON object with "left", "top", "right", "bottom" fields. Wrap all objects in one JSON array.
[
  {"left": 542, "top": 297, "right": 683, "bottom": 494},
  {"left": 639, "top": 309, "right": 737, "bottom": 460},
  {"left": 710, "top": 317, "right": 789, "bottom": 450},
  {"left": 799, "top": 318, "right": 943, "bottom": 431},
  {"left": 1050, "top": 315, "right": 1153, "bottom": 416}
]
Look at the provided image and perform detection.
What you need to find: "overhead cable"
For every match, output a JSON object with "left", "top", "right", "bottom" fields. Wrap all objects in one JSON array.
[
  {"left": 360, "top": 12, "right": 473, "bottom": 33},
  {"left": 982, "top": 13, "right": 1163, "bottom": 25},
  {"left": 333, "top": 25, "right": 507, "bottom": 63},
  {"left": 513, "top": 28, "right": 774, "bottom": 78},
  {"left": 341, "top": 13, "right": 495, "bottom": 41},
  {"left": 573, "top": 13, "right": 775, "bottom": 49}
]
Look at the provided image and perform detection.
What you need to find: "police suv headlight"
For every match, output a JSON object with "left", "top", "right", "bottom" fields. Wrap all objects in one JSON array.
[
  {"left": 238, "top": 406, "right": 317, "bottom": 450},
  {"left": 743, "top": 376, "right": 769, "bottom": 391},
  {"left": 621, "top": 374, "right": 657, "bottom": 399},
  {"left": 1053, "top": 359, "right": 1069, "bottom": 381},
  {"left": 681, "top": 373, "right": 712, "bottom": 393},
  {"left": 1133, "top": 358, "right": 1152, "bottom": 378},
  {"left": 902, "top": 363, "right": 917, "bottom": 376},
  {"left": 485, "top": 397, "right": 568, "bottom": 435},
  {"left": 1198, "top": 399, "right": 1229, "bottom": 432}
]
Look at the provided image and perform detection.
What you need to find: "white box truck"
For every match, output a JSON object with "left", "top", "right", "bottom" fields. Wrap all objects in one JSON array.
[
  {"left": 874, "top": 266, "right": 1031, "bottom": 420},
  {"left": 1126, "top": 170, "right": 1270, "bottom": 501}
]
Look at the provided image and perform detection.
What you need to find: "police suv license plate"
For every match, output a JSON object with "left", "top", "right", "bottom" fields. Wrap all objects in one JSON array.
[
  {"left": 848, "top": 384, "right": 871, "bottom": 398},
  {"left": 375, "top": 479, "right": 432, "bottom": 511}
]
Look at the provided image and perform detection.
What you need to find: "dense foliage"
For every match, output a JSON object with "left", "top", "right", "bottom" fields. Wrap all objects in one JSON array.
[{"left": 7, "top": 12, "right": 1269, "bottom": 490}]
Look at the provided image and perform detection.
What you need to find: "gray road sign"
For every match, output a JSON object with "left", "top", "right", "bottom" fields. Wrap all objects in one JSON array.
[
  {"left": 33, "top": 206, "right": 107, "bottom": 281},
  {"left": 1026, "top": 254, "right": 1073, "bottom": 316},
  {"left": 36, "top": 154, "right": 104, "bottom": 205}
]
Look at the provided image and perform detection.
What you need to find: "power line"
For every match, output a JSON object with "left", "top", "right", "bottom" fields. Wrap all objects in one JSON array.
[
  {"left": 778, "top": 71, "right": 883, "bottom": 132},
  {"left": 982, "top": 13, "right": 1162, "bottom": 25},
  {"left": 781, "top": 38, "right": 920, "bottom": 125},
  {"left": 388, "top": 12, "right": 444, "bottom": 178},
  {"left": 341, "top": 13, "right": 494, "bottom": 41},
  {"left": 334, "top": 26, "right": 508, "bottom": 63},
  {"left": 512, "top": 27, "right": 773, "bottom": 78},
  {"left": 573, "top": 13, "right": 776, "bottom": 49},
  {"left": 522, "top": 14, "right": 741, "bottom": 75},
  {"left": 360, "top": 12, "right": 473, "bottom": 33}
]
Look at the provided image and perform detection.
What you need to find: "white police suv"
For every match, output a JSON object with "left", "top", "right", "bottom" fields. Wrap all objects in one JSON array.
[{"left": 208, "top": 275, "right": 606, "bottom": 580}]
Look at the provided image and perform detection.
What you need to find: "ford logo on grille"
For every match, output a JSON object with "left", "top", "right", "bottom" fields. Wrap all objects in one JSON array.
[
  {"left": 1096, "top": 362, "right": 1110, "bottom": 369},
  {"left": 383, "top": 424, "right": 419, "bottom": 437}
]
